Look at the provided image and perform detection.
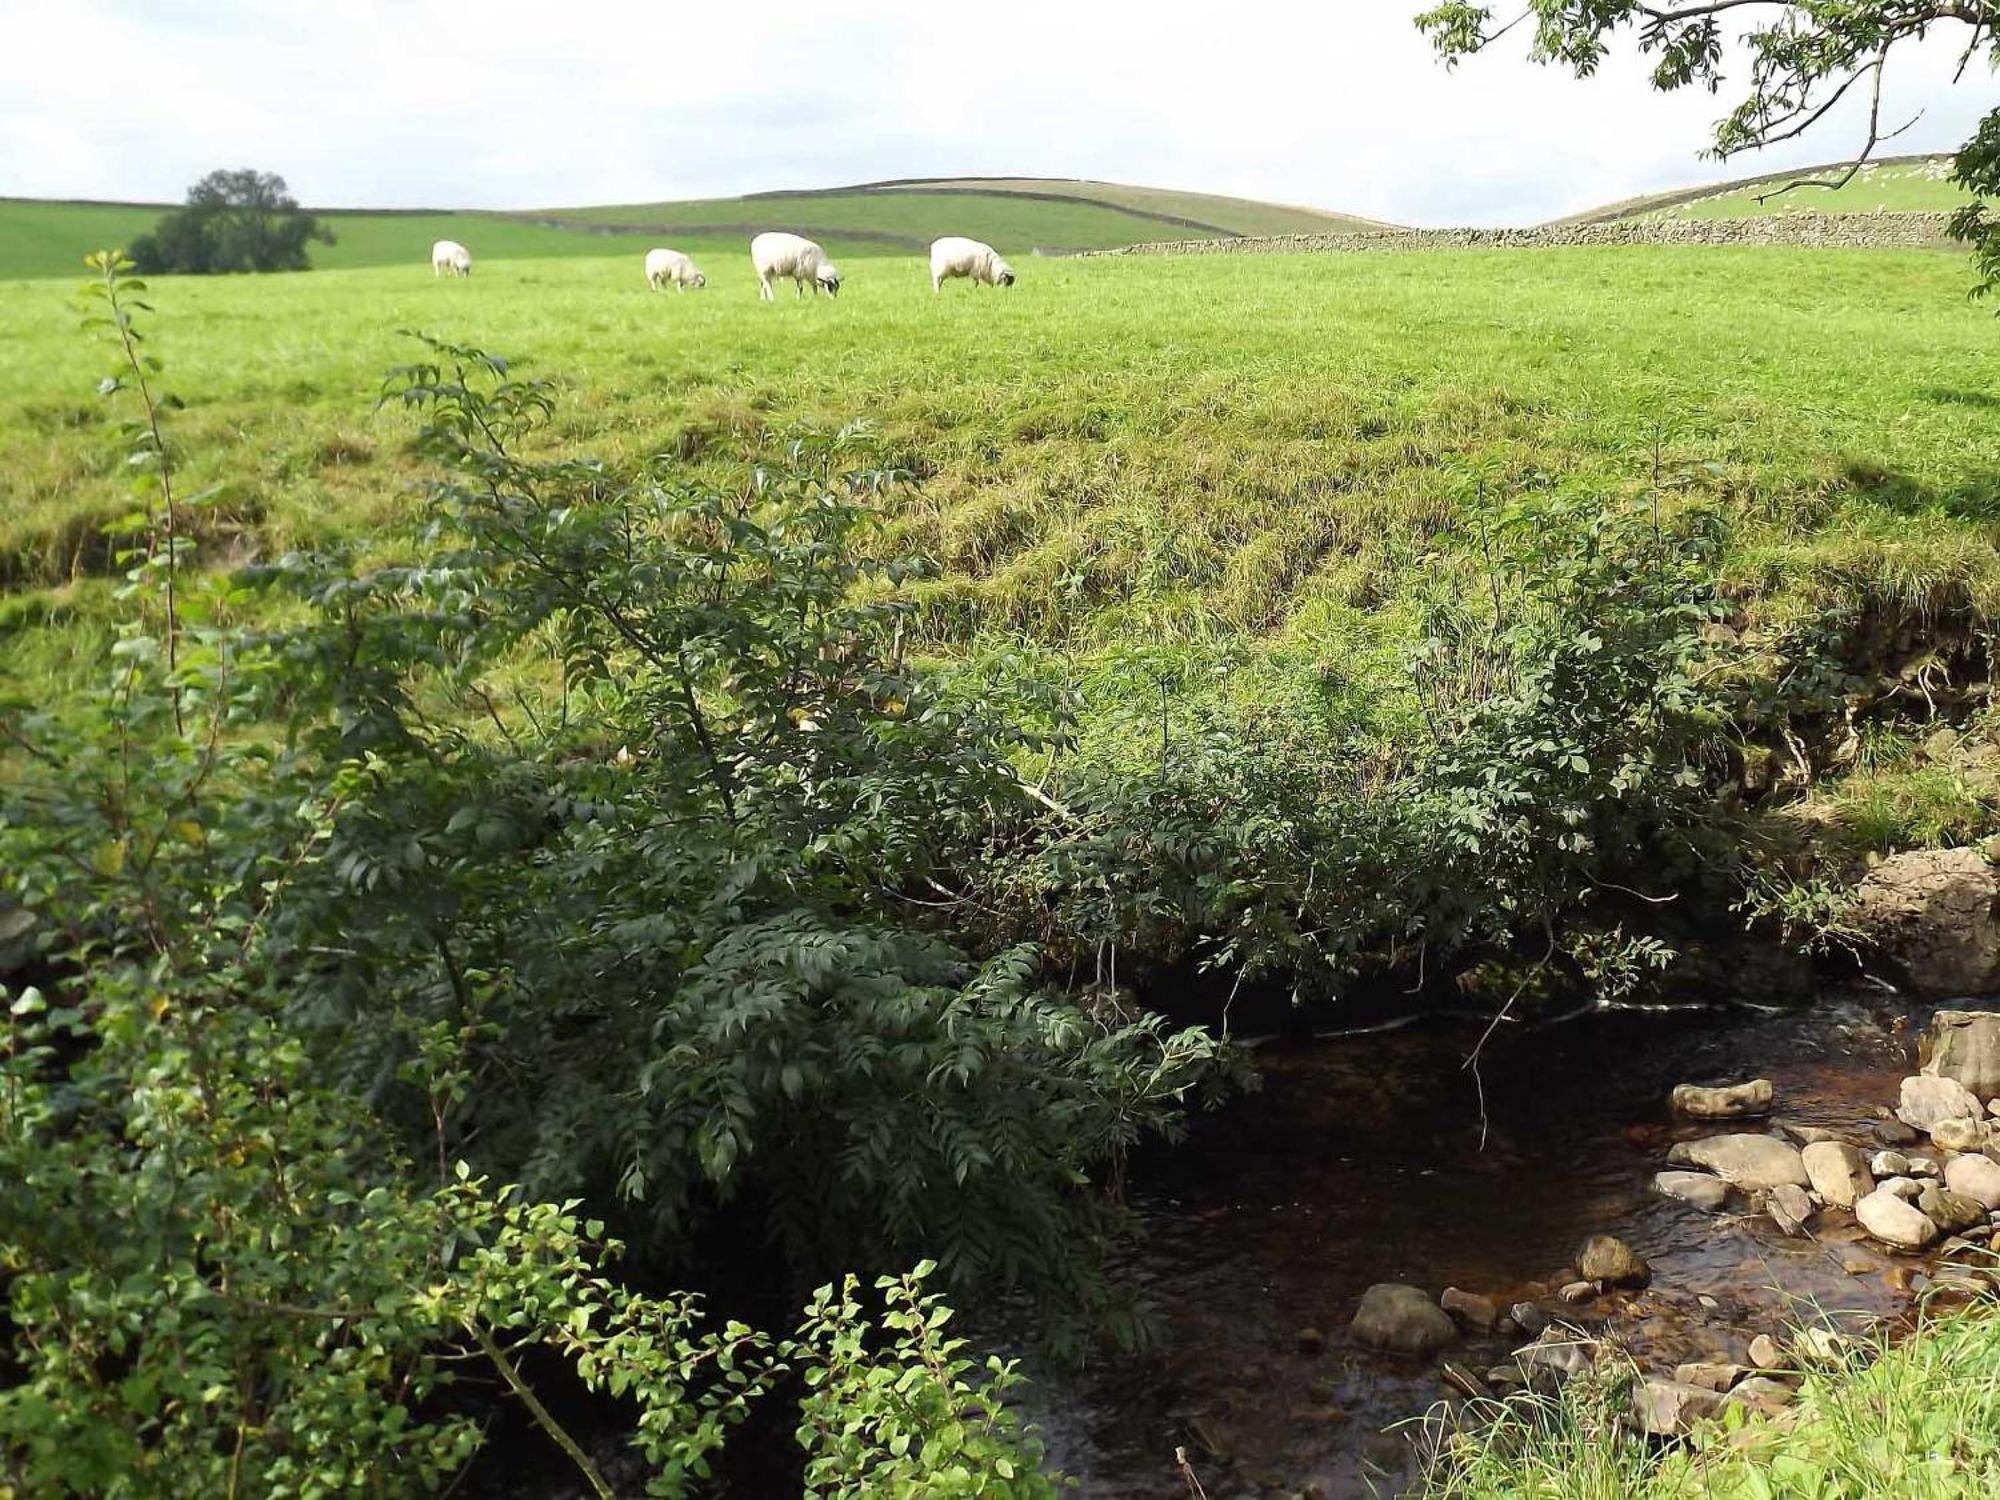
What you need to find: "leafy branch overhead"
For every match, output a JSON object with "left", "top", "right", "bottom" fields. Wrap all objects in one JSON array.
[{"left": 1415, "top": 3, "right": 2000, "bottom": 285}]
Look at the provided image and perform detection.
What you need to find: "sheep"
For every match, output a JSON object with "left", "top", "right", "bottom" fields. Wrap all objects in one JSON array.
[
  {"left": 929, "top": 236, "right": 1015, "bottom": 292},
  {"left": 644, "top": 247, "right": 706, "bottom": 291},
  {"left": 431, "top": 239, "right": 472, "bottom": 278},
  {"left": 749, "top": 231, "right": 841, "bottom": 301}
]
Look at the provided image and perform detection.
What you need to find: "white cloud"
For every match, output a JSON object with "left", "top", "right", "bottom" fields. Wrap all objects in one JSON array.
[{"left": 1, "top": 0, "right": 1989, "bottom": 222}]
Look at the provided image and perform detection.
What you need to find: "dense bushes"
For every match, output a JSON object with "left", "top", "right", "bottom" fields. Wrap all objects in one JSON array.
[
  {"left": 0, "top": 257, "right": 1207, "bottom": 1493},
  {"left": 993, "top": 494, "right": 1744, "bottom": 1001}
]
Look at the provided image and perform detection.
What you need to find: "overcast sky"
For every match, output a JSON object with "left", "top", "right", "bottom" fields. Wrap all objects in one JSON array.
[{"left": 3, "top": 1, "right": 1992, "bottom": 225}]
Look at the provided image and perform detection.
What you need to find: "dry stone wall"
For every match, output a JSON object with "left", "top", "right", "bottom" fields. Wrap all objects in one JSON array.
[{"left": 1085, "top": 213, "right": 1956, "bottom": 258}]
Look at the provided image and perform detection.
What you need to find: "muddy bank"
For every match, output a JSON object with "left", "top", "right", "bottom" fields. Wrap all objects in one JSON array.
[{"left": 1018, "top": 989, "right": 1970, "bottom": 1497}]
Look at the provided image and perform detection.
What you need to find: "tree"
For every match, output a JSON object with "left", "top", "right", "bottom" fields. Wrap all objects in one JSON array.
[
  {"left": 128, "top": 167, "right": 332, "bottom": 273},
  {"left": 1415, "top": 3, "right": 2000, "bottom": 289}
]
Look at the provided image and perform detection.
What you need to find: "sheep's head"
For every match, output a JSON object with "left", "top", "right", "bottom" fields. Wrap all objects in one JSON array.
[
  {"left": 690, "top": 272, "right": 707, "bottom": 288},
  {"left": 815, "top": 264, "right": 842, "bottom": 296},
  {"left": 995, "top": 263, "right": 1016, "bottom": 287}
]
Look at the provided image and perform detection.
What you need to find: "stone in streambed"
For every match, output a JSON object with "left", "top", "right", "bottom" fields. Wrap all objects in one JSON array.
[
  {"left": 1855, "top": 1184, "right": 1941, "bottom": 1249},
  {"left": 1671, "top": 1079, "right": 1774, "bottom": 1119},
  {"left": 1747, "top": 1334, "right": 1784, "bottom": 1370},
  {"left": 1350, "top": 1284, "right": 1456, "bottom": 1354},
  {"left": 1673, "top": 1361, "right": 1748, "bottom": 1392},
  {"left": 1802, "top": 1141, "right": 1874, "bottom": 1209},
  {"left": 1440, "top": 1287, "right": 1499, "bottom": 1333},
  {"left": 1869, "top": 1149, "right": 1911, "bottom": 1178},
  {"left": 1576, "top": 1235, "right": 1650, "bottom": 1287},
  {"left": 1766, "top": 1182, "right": 1815, "bottom": 1237},
  {"left": 1777, "top": 1119, "right": 1837, "bottom": 1146},
  {"left": 1917, "top": 1184, "right": 1986, "bottom": 1234},
  {"left": 1558, "top": 1279, "right": 1600, "bottom": 1304},
  {"left": 1667, "top": 1133, "right": 1809, "bottom": 1191},
  {"left": 1509, "top": 1302, "right": 1550, "bottom": 1337},
  {"left": 1945, "top": 1152, "right": 2000, "bottom": 1210},
  {"left": 1897, "top": 1075, "right": 1983, "bottom": 1132},
  {"left": 1654, "top": 1170, "right": 1731, "bottom": 1211},
  {"left": 1931, "top": 1115, "right": 1990, "bottom": 1153},
  {"left": 1873, "top": 1118, "right": 1920, "bottom": 1147}
]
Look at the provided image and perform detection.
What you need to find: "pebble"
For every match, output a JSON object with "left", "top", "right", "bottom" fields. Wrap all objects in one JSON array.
[{"left": 1748, "top": 1334, "right": 1784, "bottom": 1369}]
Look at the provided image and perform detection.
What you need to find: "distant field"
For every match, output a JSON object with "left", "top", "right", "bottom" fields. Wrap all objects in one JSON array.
[
  {"left": 0, "top": 177, "right": 1378, "bottom": 283},
  {"left": 804, "top": 177, "right": 1388, "bottom": 236},
  {"left": 1569, "top": 154, "right": 1969, "bottom": 224},
  {"left": 542, "top": 188, "right": 1213, "bottom": 252}
]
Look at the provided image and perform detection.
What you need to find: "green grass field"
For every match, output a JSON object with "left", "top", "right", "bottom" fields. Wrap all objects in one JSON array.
[{"left": 7, "top": 240, "right": 1999, "bottom": 796}]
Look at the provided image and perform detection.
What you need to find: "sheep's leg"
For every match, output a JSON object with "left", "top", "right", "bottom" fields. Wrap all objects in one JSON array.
[{"left": 759, "top": 274, "right": 773, "bottom": 301}]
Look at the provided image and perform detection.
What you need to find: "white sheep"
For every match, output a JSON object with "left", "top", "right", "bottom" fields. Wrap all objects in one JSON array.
[
  {"left": 431, "top": 239, "right": 472, "bottom": 278},
  {"left": 929, "top": 236, "right": 1015, "bottom": 292},
  {"left": 749, "top": 231, "right": 841, "bottom": 301},
  {"left": 644, "top": 247, "right": 706, "bottom": 291}
]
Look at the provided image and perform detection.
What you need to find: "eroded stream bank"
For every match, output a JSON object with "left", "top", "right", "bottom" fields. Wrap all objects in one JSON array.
[{"left": 1025, "top": 987, "right": 1973, "bottom": 1498}]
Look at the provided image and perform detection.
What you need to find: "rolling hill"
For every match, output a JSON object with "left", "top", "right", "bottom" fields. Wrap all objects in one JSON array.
[
  {"left": 1562, "top": 153, "right": 1967, "bottom": 225},
  {"left": 0, "top": 178, "right": 1384, "bottom": 281}
]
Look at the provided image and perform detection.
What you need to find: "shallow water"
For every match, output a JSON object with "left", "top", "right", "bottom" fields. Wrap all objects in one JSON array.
[{"left": 1022, "top": 989, "right": 1937, "bottom": 1498}]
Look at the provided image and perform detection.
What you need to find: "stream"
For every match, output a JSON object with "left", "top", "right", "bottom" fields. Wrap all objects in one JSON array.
[{"left": 1020, "top": 985, "right": 1940, "bottom": 1498}]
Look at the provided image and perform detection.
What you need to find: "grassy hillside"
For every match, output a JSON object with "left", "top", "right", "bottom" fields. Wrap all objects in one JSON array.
[
  {"left": 535, "top": 186, "right": 1247, "bottom": 251},
  {"left": 7, "top": 245, "right": 1999, "bottom": 820},
  {"left": 839, "top": 177, "right": 1390, "bottom": 236},
  {"left": 1567, "top": 154, "right": 1968, "bottom": 224},
  {"left": 0, "top": 175, "right": 1368, "bottom": 282}
]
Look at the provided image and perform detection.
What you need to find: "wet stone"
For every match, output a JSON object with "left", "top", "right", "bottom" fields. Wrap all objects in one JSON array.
[
  {"left": 1856, "top": 1185, "right": 1942, "bottom": 1249},
  {"left": 1558, "top": 1280, "right": 1600, "bottom": 1304},
  {"left": 1440, "top": 1287, "right": 1499, "bottom": 1333},
  {"left": 1872, "top": 1118, "right": 1920, "bottom": 1147},
  {"left": 1654, "top": 1170, "right": 1730, "bottom": 1212},
  {"left": 1576, "top": 1234, "right": 1650, "bottom": 1288},
  {"left": 1944, "top": 1152, "right": 2000, "bottom": 1210},
  {"left": 1671, "top": 1079, "right": 1774, "bottom": 1119},
  {"left": 1350, "top": 1284, "right": 1456, "bottom": 1354},
  {"left": 1917, "top": 1184, "right": 1986, "bottom": 1234},
  {"left": 1897, "top": 1075, "right": 1983, "bottom": 1133},
  {"left": 1667, "top": 1134, "right": 1809, "bottom": 1191},
  {"left": 1802, "top": 1141, "right": 1874, "bottom": 1209},
  {"left": 1766, "top": 1182, "right": 1814, "bottom": 1236},
  {"left": 1747, "top": 1334, "right": 1784, "bottom": 1370}
]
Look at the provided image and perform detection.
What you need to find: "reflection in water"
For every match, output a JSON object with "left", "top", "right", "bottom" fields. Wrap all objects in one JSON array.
[{"left": 1021, "top": 991, "right": 1927, "bottom": 1498}]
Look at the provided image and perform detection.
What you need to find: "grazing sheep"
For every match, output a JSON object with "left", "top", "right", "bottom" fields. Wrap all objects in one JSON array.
[
  {"left": 431, "top": 239, "right": 472, "bottom": 277},
  {"left": 749, "top": 231, "right": 841, "bottom": 301},
  {"left": 644, "top": 247, "right": 706, "bottom": 291},
  {"left": 929, "top": 236, "right": 1015, "bottom": 292}
]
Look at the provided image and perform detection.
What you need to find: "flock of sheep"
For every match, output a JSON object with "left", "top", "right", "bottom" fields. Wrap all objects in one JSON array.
[{"left": 428, "top": 231, "right": 1017, "bottom": 296}]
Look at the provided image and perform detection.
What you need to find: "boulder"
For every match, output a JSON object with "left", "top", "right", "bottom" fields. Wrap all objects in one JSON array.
[
  {"left": 1897, "top": 1075, "right": 1984, "bottom": 1132},
  {"left": 1855, "top": 1185, "right": 1941, "bottom": 1249},
  {"left": 1872, "top": 1118, "right": 1920, "bottom": 1147},
  {"left": 1920, "top": 1010, "right": 2000, "bottom": 1098},
  {"left": 1801, "top": 1142, "right": 1874, "bottom": 1209},
  {"left": 1440, "top": 1287, "right": 1499, "bottom": 1333},
  {"left": 1944, "top": 1152, "right": 2000, "bottom": 1210},
  {"left": 1576, "top": 1234, "right": 1650, "bottom": 1288},
  {"left": 1850, "top": 847, "right": 2000, "bottom": 998},
  {"left": 1917, "top": 1184, "right": 1986, "bottom": 1233},
  {"left": 1766, "top": 1182, "right": 1814, "bottom": 1237},
  {"left": 1671, "top": 1079, "right": 1775, "bottom": 1119},
  {"left": 1931, "top": 1115, "right": 1989, "bottom": 1153},
  {"left": 1667, "top": 1134, "right": 1810, "bottom": 1191},
  {"left": 1632, "top": 1378, "right": 1726, "bottom": 1436},
  {"left": 1869, "top": 1149, "right": 1911, "bottom": 1178},
  {"left": 1654, "top": 1170, "right": 1730, "bottom": 1211},
  {"left": 1350, "top": 1284, "right": 1456, "bottom": 1354},
  {"left": 1906, "top": 1155, "right": 1944, "bottom": 1179}
]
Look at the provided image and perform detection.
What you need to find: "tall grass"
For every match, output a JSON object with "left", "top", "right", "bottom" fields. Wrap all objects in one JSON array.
[{"left": 1420, "top": 1306, "right": 2000, "bottom": 1499}]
